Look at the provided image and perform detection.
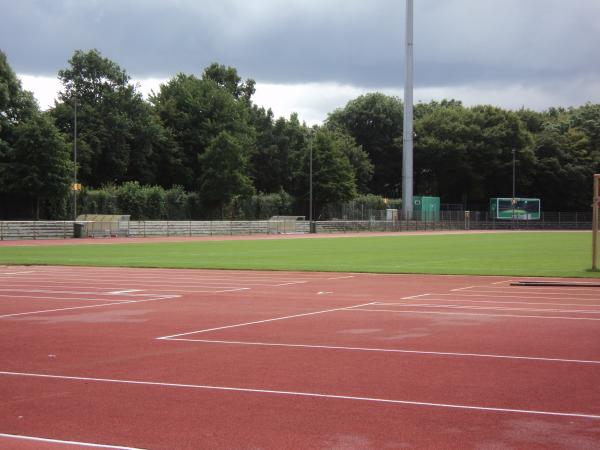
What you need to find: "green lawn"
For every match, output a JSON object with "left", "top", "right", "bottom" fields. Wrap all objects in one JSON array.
[{"left": 0, "top": 232, "right": 598, "bottom": 278}]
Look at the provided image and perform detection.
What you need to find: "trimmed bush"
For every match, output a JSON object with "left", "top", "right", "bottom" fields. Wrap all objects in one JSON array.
[
  {"left": 165, "top": 186, "right": 189, "bottom": 220},
  {"left": 116, "top": 182, "right": 145, "bottom": 219},
  {"left": 143, "top": 185, "right": 167, "bottom": 219}
]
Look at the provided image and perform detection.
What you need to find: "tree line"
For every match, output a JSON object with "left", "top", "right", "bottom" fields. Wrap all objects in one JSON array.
[{"left": 1, "top": 48, "right": 599, "bottom": 220}]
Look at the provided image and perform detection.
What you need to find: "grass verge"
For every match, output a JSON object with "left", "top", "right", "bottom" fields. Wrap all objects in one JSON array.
[{"left": 0, "top": 232, "right": 597, "bottom": 278}]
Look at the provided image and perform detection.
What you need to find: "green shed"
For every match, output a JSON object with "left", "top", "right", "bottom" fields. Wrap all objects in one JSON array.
[{"left": 413, "top": 196, "right": 440, "bottom": 221}]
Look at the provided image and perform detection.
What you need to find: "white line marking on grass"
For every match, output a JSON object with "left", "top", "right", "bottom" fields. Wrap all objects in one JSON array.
[
  {"left": 0, "top": 295, "right": 180, "bottom": 319},
  {"left": 350, "top": 308, "right": 600, "bottom": 321},
  {"left": 401, "top": 293, "right": 431, "bottom": 300},
  {"left": 156, "top": 302, "right": 377, "bottom": 340},
  {"left": 1, "top": 371, "right": 599, "bottom": 420},
  {"left": 0, "top": 433, "right": 145, "bottom": 449},
  {"left": 165, "top": 339, "right": 600, "bottom": 365}
]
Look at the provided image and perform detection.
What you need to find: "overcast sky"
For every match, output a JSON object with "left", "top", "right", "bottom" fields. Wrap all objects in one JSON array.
[{"left": 3, "top": 0, "right": 600, "bottom": 124}]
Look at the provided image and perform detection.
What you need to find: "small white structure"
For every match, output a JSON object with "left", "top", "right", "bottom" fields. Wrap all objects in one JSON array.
[{"left": 386, "top": 209, "right": 398, "bottom": 221}]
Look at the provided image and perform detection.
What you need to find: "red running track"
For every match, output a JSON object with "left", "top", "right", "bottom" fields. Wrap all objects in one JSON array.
[{"left": 1, "top": 265, "right": 599, "bottom": 449}]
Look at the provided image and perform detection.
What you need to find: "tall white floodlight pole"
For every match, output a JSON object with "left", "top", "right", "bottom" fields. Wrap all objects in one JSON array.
[
  {"left": 73, "top": 98, "right": 78, "bottom": 220},
  {"left": 402, "top": 0, "right": 414, "bottom": 220},
  {"left": 309, "top": 133, "right": 313, "bottom": 222}
]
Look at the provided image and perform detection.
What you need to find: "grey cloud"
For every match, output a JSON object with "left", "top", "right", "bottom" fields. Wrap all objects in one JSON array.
[{"left": 1, "top": 0, "right": 599, "bottom": 89}]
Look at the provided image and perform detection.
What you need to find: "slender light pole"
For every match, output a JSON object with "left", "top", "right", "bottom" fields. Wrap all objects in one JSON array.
[
  {"left": 512, "top": 148, "right": 516, "bottom": 223},
  {"left": 402, "top": 0, "right": 414, "bottom": 220},
  {"left": 592, "top": 174, "right": 599, "bottom": 271},
  {"left": 73, "top": 98, "right": 78, "bottom": 220},
  {"left": 309, "top": 131, "right": 313, "bottom": 223}
]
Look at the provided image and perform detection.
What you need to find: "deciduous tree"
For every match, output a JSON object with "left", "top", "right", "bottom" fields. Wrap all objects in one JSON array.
[
  {"left": 8, "top": 114, "right": 73, "bottom": 218},
  {"left": 197, "top": 131, "right": 255, "bottom": 215},
  {"left": 327, "top": 93, "right": 403, "bottom": 196}
]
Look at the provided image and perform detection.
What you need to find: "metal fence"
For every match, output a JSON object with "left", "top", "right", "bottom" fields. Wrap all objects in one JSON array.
[
  {"left": 0, "top": 212, "right": 593, "bottom": 240},
  {"left": 0, "top": 220, "right": 310, "bottom": 240},
  {"left": 0, "top": 221, "right": 74, "bottom": 240}
]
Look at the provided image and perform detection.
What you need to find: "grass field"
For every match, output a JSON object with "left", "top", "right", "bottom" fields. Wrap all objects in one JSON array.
[{"left": 1, "top": 231, "right": 598, "bottom": 278}]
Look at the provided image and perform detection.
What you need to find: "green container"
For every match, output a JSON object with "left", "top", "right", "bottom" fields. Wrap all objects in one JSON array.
[{"left": 413, "top": 196, "right": 440, "bottom": 221}]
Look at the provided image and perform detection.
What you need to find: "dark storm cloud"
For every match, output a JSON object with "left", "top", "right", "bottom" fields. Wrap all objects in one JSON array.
[{"left": 1, "top": 0, "right": 599, "bottom": 88}]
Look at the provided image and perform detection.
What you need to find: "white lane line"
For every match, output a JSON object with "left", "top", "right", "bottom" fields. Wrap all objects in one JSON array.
[
  {"left": 88, "top": 281, "right": 291, "bottom": 288},
  {"left": 213, "top": 287, "right": 251, "bottom": 293},
  {"left": 0, "top": 281, "right": 254, "bottom": 292},
  {"left": 156, "top": 302, "right": 377, "bottom": 340},
  {"left": 0, "top": 284, "right": 146, "bottom": 291},
  {"left": 491, "top": 280, "right": 513, "bottom": 285},
  {"left": 0, "top": 271, "right": 35, "bottom": 275},
  {"left": 451, "top": 286, "right": 477, "bottom": 291},
  {"left": 375, "top": 303, "right": 600, "bottom": 315},
  {"left": 438, "top": 293, "right": 600, "bottom": 301},
  {"left": 11, "top": 288, "right": 247, "bottom": 295},
  {"left": 1, "top": 371, "right": 599, "bottom": 420},
  {"left": 378, "top": 299, "right": 600, "bottom": 308},
  {"left": 401, "top": 293, "right": 431, "bottom": 300},
  {"left": 448, "top": 289, "right": 600, "bottom": 297},
  {"left": 469, "top": 285, "right": 600, "bottom": 291},
  {"left": 0, "top": 295, "right": 180, "bottom": 319},
  {"left": 0, "top": 294, "right": 133, "bottom": 303},
  {"left": 164, "top": 339, "right": 600, "bottom": 365},
  {"left": 349, "top": 308, "right": 600, "bottom": 321},
  {"left": 0, "top": 288, "right": 157, "bottom": 297},
  {"left": 108, "top": 289, "right": 142, "bottom": 295},
  {"left": 326, "top": 275, "right": 355, "bottom": 280},
  {"left": 0, "top": 433, "right": 144, "bottom": 449},
  {"left": 2, "top": 273, "right": 323, "bottom": 284}
]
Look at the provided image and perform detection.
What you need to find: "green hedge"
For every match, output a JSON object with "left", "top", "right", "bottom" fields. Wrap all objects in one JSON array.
[
  {"left": 77, "top": 184, "right": 297, "bottom": 220},
  {"left": 76, "top": 184, "right": 397, "bottom": 221}
]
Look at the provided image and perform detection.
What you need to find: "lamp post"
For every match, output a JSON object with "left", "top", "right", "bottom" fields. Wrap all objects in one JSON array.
[
  {"left": 511, "top": 148, "right": 516, "bottom": 224},
  {"left": 309, "top": 130, "right": 314, "bottom": 232},
  {"left": 73, "top": 97, "right": 78, "bottom": 221},
  {"left": 402, "top": 0, "right": 414, "bottom": 220},
  {"left": 593, "top": 174, "right": 600, "bottom": 271}
]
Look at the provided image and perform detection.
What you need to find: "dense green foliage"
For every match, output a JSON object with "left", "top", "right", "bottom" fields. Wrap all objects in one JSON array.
[
  {"left": 52, "top": 49, "right": 171, "bottom": 187},
  {"left": 0, "top": 51, "right": 73, "bottom": 219},
  {"left": 1, "top": 48, "right": 599, "bottom": 219},
  {"left": 197, "top": 131, "right": 255, "bottom": 215},
  {"left": 0, "top": 232, "right": 596, "bottom": 278},
  {"left": 8, "top": 114, "right": 73, "bottom": 218},
  {"left": 77, "top": 183, "right": 296, "bottom": 220},
  {"left": 327, "top": 93, "right": 403, "bottom": 195}
]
